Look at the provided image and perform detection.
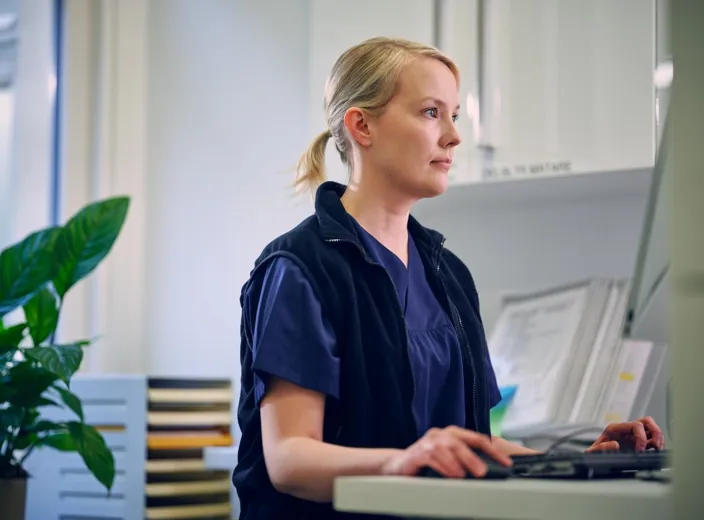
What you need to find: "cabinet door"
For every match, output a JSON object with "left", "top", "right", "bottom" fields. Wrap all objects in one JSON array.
[
  {"left": 309, "top": 0, "right": 434, "bottom": 182},
  {"left": 475, "top": 0, "right": 656, "bottom": 179}
]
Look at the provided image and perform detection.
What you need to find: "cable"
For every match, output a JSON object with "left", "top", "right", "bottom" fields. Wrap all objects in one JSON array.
[
  {"left": 507, "top": 426, "right": 604, "bottom": 454},
  {"left": 544, "top": 426, "right": 605, "bottom": 454}
]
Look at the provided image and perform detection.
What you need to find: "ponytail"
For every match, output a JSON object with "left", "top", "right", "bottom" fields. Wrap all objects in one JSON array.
[{"left": 294, "top": 130, "right": 332, "bottom": 194}]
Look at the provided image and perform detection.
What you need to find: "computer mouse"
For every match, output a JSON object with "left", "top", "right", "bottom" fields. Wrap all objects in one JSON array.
[
  {"left": 418, "top": 465, "right": 511, "bottom": 480},
  {"left": 418, "top": 460, "right": 512, "bottom": 480}
]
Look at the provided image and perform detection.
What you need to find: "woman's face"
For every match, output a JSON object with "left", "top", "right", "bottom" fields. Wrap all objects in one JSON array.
[{"left": 364, "top": 57, "right": 462, "bottom": 201}]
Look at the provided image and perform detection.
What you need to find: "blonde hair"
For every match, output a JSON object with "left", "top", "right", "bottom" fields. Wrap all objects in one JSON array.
[{"left": 294, "top": 37, "right": 459, "bottom": 195}]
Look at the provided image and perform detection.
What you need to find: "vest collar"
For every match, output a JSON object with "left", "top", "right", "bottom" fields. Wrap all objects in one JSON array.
[{"left": 314, "top": 181, "right": 446, "bottom": 262}]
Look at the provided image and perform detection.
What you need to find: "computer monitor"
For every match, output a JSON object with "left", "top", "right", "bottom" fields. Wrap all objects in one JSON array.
[
  {"left": 624, "top": 114, "right": 670, "bottom": 342},
  {"left": 623, "top": 112, "right": 672, "bottom": 444}
]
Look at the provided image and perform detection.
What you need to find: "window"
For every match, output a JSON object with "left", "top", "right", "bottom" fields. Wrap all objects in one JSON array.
[{"left": 0, "top": 0, "right": 61, "bottom": 250}]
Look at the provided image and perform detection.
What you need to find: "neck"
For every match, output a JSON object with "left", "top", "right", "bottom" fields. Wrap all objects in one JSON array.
[{"left": 340, "top": 173, "right": 412, "bottom": 265}]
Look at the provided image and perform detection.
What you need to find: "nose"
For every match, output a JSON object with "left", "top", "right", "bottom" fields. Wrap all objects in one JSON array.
[{"left": 441, "top": 117, "right": 461, "bottom": 149}]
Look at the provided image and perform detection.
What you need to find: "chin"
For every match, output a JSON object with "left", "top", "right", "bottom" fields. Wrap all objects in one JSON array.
[
  {"left": 416, "top": 176, "right": 449, "bottom": 199},
  {"left": 393, "top": 170, "right": 448, "bottom": 202}
]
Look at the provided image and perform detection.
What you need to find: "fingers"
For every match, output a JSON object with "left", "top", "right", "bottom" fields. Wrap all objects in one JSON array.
[
  {"left": 448, "top": 426, "right": 513, "bottom": 467},
  {"left": 425, "top": 439, "right": 466, "bottom": 478},
  {"left": 604, "top": 421, "right": 648, "bottom": 451},
  {"left": 586, "top": 440, "right": 620, "bottom": 452},
  {"left": 631, "top": 421, "right": 648, "bottom": 451},
  {"left": 451, "top": 441, "right": 489, "bottom": 478},
  {"left": 416, "top": 427, "right": 510, "bottom": 479},
  {"left": 638, "top": 416, "right": 666, "bottom": 450},
  {"left": 417, "top": 429, "right": 472, "bottom": 478}
]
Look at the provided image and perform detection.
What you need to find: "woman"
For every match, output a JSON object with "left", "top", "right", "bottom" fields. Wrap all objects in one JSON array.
[{"left": 232, "top": 37, "right": 665, "bottom": 519}]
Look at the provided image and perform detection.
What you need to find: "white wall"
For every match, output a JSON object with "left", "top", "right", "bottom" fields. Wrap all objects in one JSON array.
[{"left": 144, "top": 0, "right": 313, "bottom": 377}]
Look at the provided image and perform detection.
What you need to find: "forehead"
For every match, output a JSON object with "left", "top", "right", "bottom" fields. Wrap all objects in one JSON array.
[{"left": 394, "top": 57, "right": 459, "bottom": 106}]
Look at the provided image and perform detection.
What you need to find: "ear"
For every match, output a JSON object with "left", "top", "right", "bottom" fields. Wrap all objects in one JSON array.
[{"left": 343, "top": 107, "right": 372, "bottom": 148}]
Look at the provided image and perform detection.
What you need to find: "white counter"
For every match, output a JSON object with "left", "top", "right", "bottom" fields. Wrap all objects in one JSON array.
[{"left": 333, "top": 475, "right": 672, "bottom": 520}]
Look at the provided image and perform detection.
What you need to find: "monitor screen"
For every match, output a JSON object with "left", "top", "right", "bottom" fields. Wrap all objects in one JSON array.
[{"left": 625, "top": 114, "right": 670, "bottom": 338}]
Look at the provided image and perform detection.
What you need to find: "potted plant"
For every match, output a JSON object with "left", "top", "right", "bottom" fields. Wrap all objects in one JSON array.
[{"left": 0, "top": 196, "right": 130, "bottom": 520}]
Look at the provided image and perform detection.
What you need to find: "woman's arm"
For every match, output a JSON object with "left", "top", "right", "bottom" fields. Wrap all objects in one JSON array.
[
  {"left": 261, "top": 378, "right": 512, "bottom": 502},
  {"left": 260, "top": 377, "right": 402, "bottom": 503},
  {"left": 491, "top": 435, "right": 542, "bottom": 456}
]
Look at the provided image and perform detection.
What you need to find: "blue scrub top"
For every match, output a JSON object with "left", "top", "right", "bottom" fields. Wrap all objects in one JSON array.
[{"left": 247, "top": 218, "right": 501, "bottom": 437}]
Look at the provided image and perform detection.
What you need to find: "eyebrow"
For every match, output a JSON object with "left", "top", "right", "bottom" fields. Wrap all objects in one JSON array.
[{"left": 420, "top": 97, "right": 461, "bottom": 112}]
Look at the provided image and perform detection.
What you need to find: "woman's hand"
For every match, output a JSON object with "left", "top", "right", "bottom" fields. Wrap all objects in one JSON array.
[
  {"left": 586, "top": 416, "right": 666, "bottom": 452},
  {"left": 381, "top": 426, "right": 513, "bottom": 478}
]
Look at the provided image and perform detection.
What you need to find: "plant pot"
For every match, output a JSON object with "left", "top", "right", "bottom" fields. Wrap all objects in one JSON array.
[{"left": 0, "top": 477, "right": 27, "bottom": 520}]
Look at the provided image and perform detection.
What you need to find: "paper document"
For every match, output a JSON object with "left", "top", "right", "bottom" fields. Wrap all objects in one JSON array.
[
  {"left": 600, "top": 340, "right": 653, "bottom": 424},
  {"left": 488, "top": 284, "right": 589, "bottom": 430},
  {"left": 569, "top": 280, "right": 631, "bottom": 424}
]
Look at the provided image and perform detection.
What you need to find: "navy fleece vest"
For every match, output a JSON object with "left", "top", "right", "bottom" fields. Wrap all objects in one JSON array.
[{"left": 232, "top": 181, "right": 493, "bottom": 520}]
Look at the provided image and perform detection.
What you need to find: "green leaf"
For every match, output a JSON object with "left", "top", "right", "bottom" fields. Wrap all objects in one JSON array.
[
  {"left": 35, "top": 397, "right": 61, "bottom": 408},
  {"left": 14, "top": 432, "right": 39, "bottom": 450},
  {"left": 0, "top": 408, "right": 23, "bottom": 430},
  {"left": 24, "top": 343, "right": 84, "bottom": 385},
  {"left": 53, "top": 385, "right": 84, "bottom": 421},
  {"left": 0, "top": 227, "right": 61, "bottom": 318},
  {"left": 53, "top": 197, "right": 130, "bottom": 297},
  {"left": 67, "top": 422, "right": 115, "bottom": 491},
  {"left": 27, "top": 419, "right": 65, "bottom": 434},
  {"left": 9, "top": 411, "right": 45, "bottom": 450},
  {"left": 23, "top": 287, "right": 59, "bottom": 346},
  {"left": 0, "top": 323, "right": 27, "bottom": 354},
  {"left": 6, "top": 363, "right": 59, "bottom": 406},
  {"left": 41, "top": 431, "right": 76, "bottom": 451}
]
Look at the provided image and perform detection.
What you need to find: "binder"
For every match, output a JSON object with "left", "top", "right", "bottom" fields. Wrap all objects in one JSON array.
[{"left": 488, "top": 278, "right": 645, "bottom": 438}]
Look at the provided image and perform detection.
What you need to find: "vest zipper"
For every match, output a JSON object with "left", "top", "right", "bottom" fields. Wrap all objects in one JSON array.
[
  {"left": 435, "top": 243, "right": 480, "bottom": 433},
  {"left": 324, "top": 237, "right": 416, "bottom": 427}
]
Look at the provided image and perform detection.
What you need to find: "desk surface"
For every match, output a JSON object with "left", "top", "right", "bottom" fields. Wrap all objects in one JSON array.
[{"left": 333, "top": 475, "right": 672, "bottom": 520}]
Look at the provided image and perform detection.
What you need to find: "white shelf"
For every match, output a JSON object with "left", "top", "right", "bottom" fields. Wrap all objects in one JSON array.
[
  {"left": 414, "top": 167, "right": 653, "bottom": 214},
  {"left": 203, "top": 446, "right": 239, "bottom": 471},
  {"left": 334, "top": 476, "right": 671, "bottom": 520}
]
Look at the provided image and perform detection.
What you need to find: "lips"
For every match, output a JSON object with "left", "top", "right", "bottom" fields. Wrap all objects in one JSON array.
[{"left": 431, "top": 159, "right": 452, "bottom": 166}]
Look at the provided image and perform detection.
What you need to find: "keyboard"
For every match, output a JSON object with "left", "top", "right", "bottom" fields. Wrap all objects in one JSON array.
[
  {"left": 510, "top": 449, "right": 671, "bottom": 479},
  {"left": 418, "top": 450, "right": 671, "bottom": 481}
]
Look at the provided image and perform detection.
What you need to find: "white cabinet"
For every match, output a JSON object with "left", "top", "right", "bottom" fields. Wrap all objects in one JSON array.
[
  {"left": 309, "top": 0, "right": 435, "bottom": 182},
  {"left": 453, "top": 0, "right": 657, "bottom": 182}
]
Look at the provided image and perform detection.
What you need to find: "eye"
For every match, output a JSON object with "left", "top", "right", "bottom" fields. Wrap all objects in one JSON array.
[
  {"left": 424, "top": 107, "right": 439, "bottom": 118},
  {"left": 452, "top": 113, "right": 459, "bottom": 123}
]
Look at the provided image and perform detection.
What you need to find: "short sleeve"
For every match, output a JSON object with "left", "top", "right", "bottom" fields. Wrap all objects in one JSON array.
[
  {"left": 484, "top": 352, "right": 502, "bottom": 409},
  {"left": 243, "top": 256, "right": 339, "bottom": 406}
]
